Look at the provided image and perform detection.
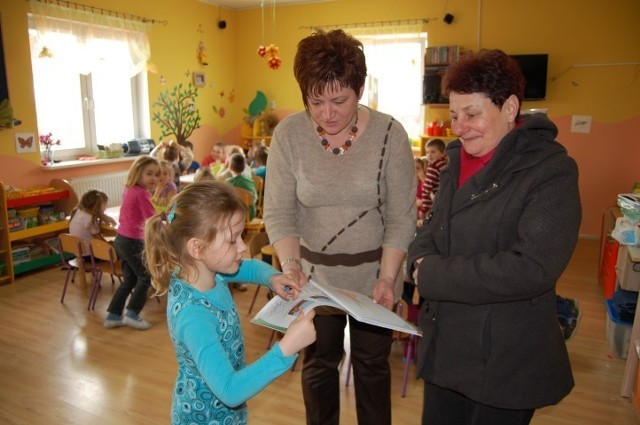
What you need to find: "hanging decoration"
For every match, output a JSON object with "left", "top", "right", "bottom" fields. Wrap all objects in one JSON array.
[
  {"left": 256, "top": 0, "right": 281, "bottom": 70},
  {"left": 198, "top": 41, "right": 209, "bottom": 66},
  {"left": 196, "top": 25, "right": 208, "bottom": 66}
]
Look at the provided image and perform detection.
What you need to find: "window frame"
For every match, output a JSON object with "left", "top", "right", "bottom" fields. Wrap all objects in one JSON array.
[{"left": 27, "top": 15, "right": 151, "bottom": 161}]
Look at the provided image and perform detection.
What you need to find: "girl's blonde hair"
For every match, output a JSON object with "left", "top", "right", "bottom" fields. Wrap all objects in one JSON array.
[
  {"left": 144, "top": 181, "right": 246, "bottom": 294},
  {"left": 70, "top": 190, "right": 108, "bottom": 227},
  {"left": 125, "top": 155, "right": 159, "bottom": 187}
]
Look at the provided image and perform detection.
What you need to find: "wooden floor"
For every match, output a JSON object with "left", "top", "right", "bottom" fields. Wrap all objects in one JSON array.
[{"left": 0, "top": 238, "right": 638, "bottom": 424}]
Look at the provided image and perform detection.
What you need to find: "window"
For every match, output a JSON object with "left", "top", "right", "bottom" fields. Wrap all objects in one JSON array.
[
  {"left": 28, "top": 13, "right": 150, "bottom": 160},
  {"left": 360, "top": 33, "right": 426, "bottom": 140}
]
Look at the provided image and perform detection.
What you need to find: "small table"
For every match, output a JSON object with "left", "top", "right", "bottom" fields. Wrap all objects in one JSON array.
[
  {"left": 101, "top": 206, "right": 120, "bottom": 237},
  {"left": 179, "top": 173, "right": 196, "bottom": 185}
]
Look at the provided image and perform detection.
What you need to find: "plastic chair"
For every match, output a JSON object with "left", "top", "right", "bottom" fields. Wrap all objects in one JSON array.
[
  {"left": 58, "top": 233, "right": 94, "bottom": 310},
  {"left": 88, "top": 239, "right": 123, "bottom": 311}
]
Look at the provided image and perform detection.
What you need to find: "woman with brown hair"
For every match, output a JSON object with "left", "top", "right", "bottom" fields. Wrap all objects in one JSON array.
[
  {"left": 264, "top": 29, "right": 416, "bottom": 425},
  {"left": 408, "top": 49, "right": 581, "bottom": 424}
]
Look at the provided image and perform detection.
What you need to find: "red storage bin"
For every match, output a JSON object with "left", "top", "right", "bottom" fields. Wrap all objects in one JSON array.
[{"left": 600, "top": 237, "right": 619, "bottom": 299}]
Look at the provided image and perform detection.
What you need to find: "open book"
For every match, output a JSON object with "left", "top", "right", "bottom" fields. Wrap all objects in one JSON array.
[{"left": 251, "top": 279, "right": 422, "bottom": 336}]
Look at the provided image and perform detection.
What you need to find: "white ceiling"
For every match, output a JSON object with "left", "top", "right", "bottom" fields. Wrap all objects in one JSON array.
[{"left": 198, "top": 0, "right": 330, "bottom": 11}]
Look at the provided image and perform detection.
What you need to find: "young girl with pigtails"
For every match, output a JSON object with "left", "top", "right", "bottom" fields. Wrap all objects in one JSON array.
[{"left": 144, "top": 180, "right": 316, "bottom": 425}]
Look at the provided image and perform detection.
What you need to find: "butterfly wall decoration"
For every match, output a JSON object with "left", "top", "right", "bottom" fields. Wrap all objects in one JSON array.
[{"left": 15, "top": 132, "right": 36, "bottom": 153}]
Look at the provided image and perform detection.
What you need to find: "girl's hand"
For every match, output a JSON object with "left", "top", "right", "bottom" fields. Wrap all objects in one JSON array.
[
  {"left": 279, "top": 309, "right": 316, "bottom": 356},
  {"left": 269, "top": 273, "right": 302, "bottom": 301},
  {"left": 372, "top": 277, "right": 395, "bottom": 310}
]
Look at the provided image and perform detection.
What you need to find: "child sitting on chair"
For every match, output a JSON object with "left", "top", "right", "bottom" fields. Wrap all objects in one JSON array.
[{"left": 69, "top": 190, "right": 117, "bottom": 254}]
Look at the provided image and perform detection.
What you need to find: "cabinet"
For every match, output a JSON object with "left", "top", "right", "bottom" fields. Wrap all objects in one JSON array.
[
  {"left": 240, "top": 120, "right": 272, "bottom": 150},
  {"left": 618, "top": 245, "right": 640, "bottom": 292},
  {"left": 0, "top": 179, "right": 77, "bottom": 284}
]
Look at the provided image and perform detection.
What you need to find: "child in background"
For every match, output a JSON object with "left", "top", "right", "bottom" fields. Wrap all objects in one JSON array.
[
  {"left": 252, "top": 145, "right": 268, "bottom": 180},
  {"left": 201, "top": 142, "right": 226, "bottom": 172},
  {"left": 69, "top": 190, "right": 117, "bottom": 253},
  {"left": 182, "top": 141, "right": 198, "bottom": 174},
  {"left": 152, "top": 160, "right": 178, "bottom": 212},
  {"left": 217, "top": 145, "right": 252, "bottom": 181},
  {"left": 151, "top": 140, "right": 189, "bottom": 188},
  {"left": 225, "top": 153, "right": 258, "bottom": 220},
  {"left": 144, "top": 181, "right": 316, "bottom": 424},
  {"left": 246, "top": 139, "right": 266, "bottom": 168},
  {"left": 104, "top": 155, "right": 160, "bottom": 330},
  {"left": 414, "top": 157, "right": 427, "bottom": 221},
  {"left": 420, "top": 138, "right": 448, "bottom": 218}
]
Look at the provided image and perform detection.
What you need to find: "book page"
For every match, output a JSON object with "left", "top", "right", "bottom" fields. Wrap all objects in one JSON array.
[
  {"left": 251, "top": 283, "right": 342, "bottom": 333},
  {"left": 311, "top": 280, "right": 422, "bottom": 336},
  {"left": 252, "top": 280, "right": 422, "bottom": 336}
]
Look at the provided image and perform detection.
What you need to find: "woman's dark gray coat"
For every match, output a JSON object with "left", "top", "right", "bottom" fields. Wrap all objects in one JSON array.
[{"left": 407, "top": 113, "right": 581, "bottom": 409}]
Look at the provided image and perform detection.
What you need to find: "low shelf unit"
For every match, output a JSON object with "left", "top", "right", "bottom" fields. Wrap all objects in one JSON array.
[{"left": 0, "top": 179, "right": 77, "bottom": 284}]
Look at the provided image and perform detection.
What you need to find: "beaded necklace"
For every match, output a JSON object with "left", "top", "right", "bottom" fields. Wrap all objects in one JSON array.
[{"left": 316, "top": 110, "right": 359, "bottom": 155}]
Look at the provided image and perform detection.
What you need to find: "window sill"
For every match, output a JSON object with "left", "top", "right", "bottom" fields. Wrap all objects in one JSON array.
[{"left": 41, "top": 156, "right": 137, "bottom": 170}]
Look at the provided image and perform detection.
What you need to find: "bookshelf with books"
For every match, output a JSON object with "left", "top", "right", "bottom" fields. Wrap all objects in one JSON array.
[{"left": 423, "top": 45, "right": 466, "bottom": 105}]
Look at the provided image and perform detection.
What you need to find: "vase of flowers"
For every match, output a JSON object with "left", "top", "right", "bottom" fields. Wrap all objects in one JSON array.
[{"left": 39, "top": 132, "right": 61, "bottom": 164}]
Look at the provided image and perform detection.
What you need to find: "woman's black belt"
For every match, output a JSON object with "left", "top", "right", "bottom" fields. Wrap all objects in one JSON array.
[{"left": 300, "top": 245, "right": 382, "bottom": 267}]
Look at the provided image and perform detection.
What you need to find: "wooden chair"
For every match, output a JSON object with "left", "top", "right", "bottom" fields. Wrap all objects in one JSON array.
[
  {"left": 58, "top": 233, "right": 94, "bottom": 310},
  {"left": 88, "top": 239, "right": 123, "bottom": 311},
  {"left": 245, "top": 231, "right": 271, "bottom": 315},
  {"left": 251, "top": 175, "right": 264, "bottom": 218},
  {"left": 232, "top": 186, "right": 265, "bottom": 232}
]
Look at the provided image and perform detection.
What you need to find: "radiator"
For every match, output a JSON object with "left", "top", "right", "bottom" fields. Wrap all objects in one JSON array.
[{"left": 69, "top": 171, "right": 128, "bottom": 207}]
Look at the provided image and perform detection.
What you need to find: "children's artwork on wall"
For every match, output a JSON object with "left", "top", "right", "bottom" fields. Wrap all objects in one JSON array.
[
  {"left": 15, "top": 132, "right": 36, "bottom": 154},
  {"left": 193, "top": 72, "right": 206, "bottom": 87}
]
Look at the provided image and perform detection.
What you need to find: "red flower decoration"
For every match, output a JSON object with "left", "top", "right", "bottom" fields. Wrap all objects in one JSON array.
[
  {"left": 218, "top": 107, "right": 226, "bottom": 118},
  {"left": 257, "top": 45, "right": 267, "bottom": 58},
  {"left": 268, "top": 56, "right": 282, "bottom": 70},
  {"left": 266, "top": 44, "right": 279, "bottom": 58}
]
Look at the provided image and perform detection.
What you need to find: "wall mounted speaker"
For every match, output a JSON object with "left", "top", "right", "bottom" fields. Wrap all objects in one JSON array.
[
  {"left": 443, "top": 13, "right": 454, "bottom": 25},
  {"left": 218, "top": 20, "right": 227, "bottom": 29}
]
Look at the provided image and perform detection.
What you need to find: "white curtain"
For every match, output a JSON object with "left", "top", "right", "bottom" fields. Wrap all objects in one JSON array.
[{"left": 28, "top": 0, "right": 152, "bottom": 77}]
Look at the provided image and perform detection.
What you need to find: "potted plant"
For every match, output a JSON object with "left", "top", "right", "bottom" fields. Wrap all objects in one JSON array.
[{"left": 39, "top": 132, "right": 61, "bottom": 164}]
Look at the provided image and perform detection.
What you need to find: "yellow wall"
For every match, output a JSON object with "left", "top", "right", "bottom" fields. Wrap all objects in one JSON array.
[
  {"left": 1, "top": 0, "right": 639, "bottom": 237},
  {"left": 0, "top": 0, "right": 241, "bottom": 181}
]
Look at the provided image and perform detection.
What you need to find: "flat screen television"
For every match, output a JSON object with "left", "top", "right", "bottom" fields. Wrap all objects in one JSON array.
[{"left": 510, "top": 54, "right": 548, "bottom": 101}]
